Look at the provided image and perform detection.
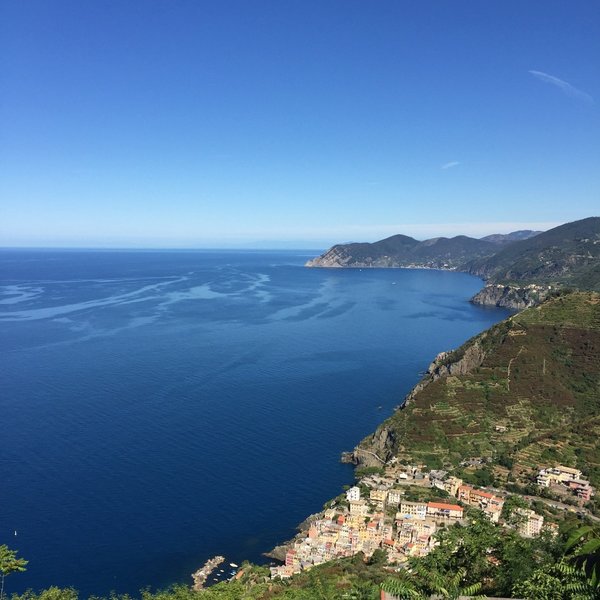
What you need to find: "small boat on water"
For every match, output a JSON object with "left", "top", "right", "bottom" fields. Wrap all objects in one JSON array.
[{"left": 229, "top": 562, "right": 238, "bottom": 568}]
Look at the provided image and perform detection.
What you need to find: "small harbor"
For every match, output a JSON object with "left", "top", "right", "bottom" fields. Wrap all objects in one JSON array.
[{"left": 191, "top": 556, "right": 225, "bottom": 590}]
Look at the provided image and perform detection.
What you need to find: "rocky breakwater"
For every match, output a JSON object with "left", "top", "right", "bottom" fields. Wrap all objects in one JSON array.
[
  {"left": 191, "top": 556, "right": 225, "bottom": 590},
  {"left": 350, "top": 338, "right": 488, "bottom": 467},
  {"left": 471, "top": 283, "right": 551, "bottom": 310}
]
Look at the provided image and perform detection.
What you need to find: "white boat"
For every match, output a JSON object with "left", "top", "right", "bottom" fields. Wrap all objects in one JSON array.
[{"left": 229, "top": 562, "right": 238, "bottom": 568}]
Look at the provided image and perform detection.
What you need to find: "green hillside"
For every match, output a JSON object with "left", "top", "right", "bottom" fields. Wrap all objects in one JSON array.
[
  {"left": 468, "top": 217, "right": 600, "bottom": 289},
  {"left": 307, "top": 233, "right": 498, "bottom": 268},
  {"left": 357, "top": 291, "right": 600, "bottom": 487}
]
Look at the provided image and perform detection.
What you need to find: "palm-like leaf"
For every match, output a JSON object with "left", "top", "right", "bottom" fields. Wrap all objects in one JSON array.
[
  {"left": 564, "top": 525, "right": 600, "bottom": 589},
  {"left": 380, "top": 576, "right": 426, "bottom": 599}
]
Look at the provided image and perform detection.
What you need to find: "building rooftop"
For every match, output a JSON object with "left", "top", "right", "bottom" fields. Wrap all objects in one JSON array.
[{"left": 427, "top": 501, "right": 462, "bottom": 511}]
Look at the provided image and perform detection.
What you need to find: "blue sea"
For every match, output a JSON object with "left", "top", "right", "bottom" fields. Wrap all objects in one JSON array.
[{"left": 0, "top": 249, "right": 510, "bottom": 596}]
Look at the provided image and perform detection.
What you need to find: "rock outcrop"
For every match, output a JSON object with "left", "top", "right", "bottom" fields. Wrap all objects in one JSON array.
[
  {"left": 305, "top": 246, "right": 354, "bottom": 268},
  {"left": 470, "top": 284, "right": 551, "bottom": 310},
  {"left": 264, "top": 512, "right": 323, "bottom": 562}
]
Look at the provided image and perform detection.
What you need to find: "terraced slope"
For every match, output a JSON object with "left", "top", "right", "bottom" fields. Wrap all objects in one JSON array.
[{"left": 356, "top": 292, "right": 600, "bottom": 486}]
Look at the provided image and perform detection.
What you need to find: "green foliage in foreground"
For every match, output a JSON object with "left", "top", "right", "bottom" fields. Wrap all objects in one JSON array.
[{"left": 382, "top": 566, "right": 484, "bottom": 600}]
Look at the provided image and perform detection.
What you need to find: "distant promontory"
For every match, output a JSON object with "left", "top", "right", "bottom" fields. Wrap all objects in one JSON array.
[{"left": 306, "top": 217, "right": 600, "bottom": 309}]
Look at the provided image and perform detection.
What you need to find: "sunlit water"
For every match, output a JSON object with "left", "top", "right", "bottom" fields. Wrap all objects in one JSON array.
[{"left": 0, "top": 249, "right": 510, "bottom": 596}]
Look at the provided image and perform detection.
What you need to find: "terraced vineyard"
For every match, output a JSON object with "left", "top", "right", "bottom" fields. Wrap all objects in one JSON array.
[{"left": 358, "top": 292, "right": 600, "bottom": 487}]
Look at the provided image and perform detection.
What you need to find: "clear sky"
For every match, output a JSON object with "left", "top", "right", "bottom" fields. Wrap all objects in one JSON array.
[{"left": 1, "top": 1, "right": 599, "bottom": 248}]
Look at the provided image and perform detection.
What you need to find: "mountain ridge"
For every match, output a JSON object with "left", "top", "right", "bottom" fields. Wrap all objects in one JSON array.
[{"left": 305, "top": 233, "right": 501, "bottom": 270}]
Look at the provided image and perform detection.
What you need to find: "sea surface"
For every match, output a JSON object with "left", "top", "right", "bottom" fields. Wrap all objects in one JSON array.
[{"left": 0, "top": 249, "right": 511, "bottom": 596}]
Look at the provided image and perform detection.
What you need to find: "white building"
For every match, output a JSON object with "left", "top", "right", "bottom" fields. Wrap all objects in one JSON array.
[
  {"left": 537, "top": 465, "right": 582, "bottom": 487},
  {"left": 346, "top": 486, "right": 361, "bottom": 501},
  {"left": 387, "top": 489, "right": 403, "bottom": 506}
]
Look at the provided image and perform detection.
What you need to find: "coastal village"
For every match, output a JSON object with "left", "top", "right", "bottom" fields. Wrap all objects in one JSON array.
[{"left": 270, "top": 461, "right": 595, "bottom": 579}]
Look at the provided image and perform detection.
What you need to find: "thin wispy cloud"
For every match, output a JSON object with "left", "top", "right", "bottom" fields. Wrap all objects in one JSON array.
[
  {"left": 529, "top": 70, "right": 593, "bottom": 104},
  {"left": 441, "top": 161, "right": 459, "bottom": 170}
]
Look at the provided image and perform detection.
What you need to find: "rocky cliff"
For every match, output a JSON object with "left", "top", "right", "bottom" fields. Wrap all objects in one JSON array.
[
  {"left": 305, "top": 245, "right": 363, "bottom": 268},
  {"left": 470, "top": 284, "right": 551, "bottom": 310}
]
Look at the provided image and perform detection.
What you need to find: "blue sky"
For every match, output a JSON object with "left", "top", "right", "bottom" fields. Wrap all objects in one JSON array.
[{"left": 1, "top": 1, "right": 599, "bottom": 248}]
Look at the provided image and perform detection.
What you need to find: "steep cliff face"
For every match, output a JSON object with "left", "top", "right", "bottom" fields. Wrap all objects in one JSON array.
[
  {"left": 305, "top": 245, "right": 353, "bottom": 268},
  {"left": 470, "top": 284, "right": 550, "bottom": 310},
  {"left": 427, "top": 341, "right": 487, "bottom": 378}
]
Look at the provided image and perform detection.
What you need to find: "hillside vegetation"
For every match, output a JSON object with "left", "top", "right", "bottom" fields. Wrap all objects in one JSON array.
[
  {"left": 306, "top": 233, "right": 500, "bottom": 269},
  {"left": 468, "top": 217, "right": 600, "bottom": 290},
  {"left": 357, "top": 291, "right": 600, "bottom": 488}
]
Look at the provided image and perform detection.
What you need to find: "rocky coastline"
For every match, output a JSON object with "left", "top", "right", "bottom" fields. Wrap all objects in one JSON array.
[
  {"left": 264, "top": 512, "right": 324, "bottom": 562},
  {"left": 307, "top": 254, "right": 548, "bottom": 306},
  {"left": 470, "top": 283, "right": 551, "bottom": 309},
  {"left": 306, "top": 255, "right": 544, "bottom": 311}
]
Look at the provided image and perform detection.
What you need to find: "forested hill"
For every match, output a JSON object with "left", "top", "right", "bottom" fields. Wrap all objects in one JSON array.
[
  {"left": 355, "top": 291, "right": 600, "bottom": 488},
  {"left": 480, "top": 230, "right": 542, "bottom": 245},
  {"left": 467, "top": 216, "right": 600, "bottom": 290},
  {"left": 306, "top": 233, "right": 504, "bottom": 270}
]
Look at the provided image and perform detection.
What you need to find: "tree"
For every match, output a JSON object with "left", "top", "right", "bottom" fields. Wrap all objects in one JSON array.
[
  {"left": 501, "top": 494, "right": 528, "bottom": 522},
  {"left": 414, "top": 516, "right": 499, "bottom": 588},
  {"left": 0, "top": 545, "right": 28, "bottom": 600},
  {"left": 513, "top": 560, "right": 598, "bottom": 600}
]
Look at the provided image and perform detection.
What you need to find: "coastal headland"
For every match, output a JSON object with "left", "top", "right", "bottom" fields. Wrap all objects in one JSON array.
[{"left": 306, "top": 216, "right": 600, "bottom": 310}]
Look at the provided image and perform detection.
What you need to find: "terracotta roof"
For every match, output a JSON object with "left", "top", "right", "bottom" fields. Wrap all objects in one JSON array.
[
  {"left": 427, "top": 501, "right": 463, "bottom": 511},
  {"left": 473, "top": 490, "right": 494, "bottom": 499}
]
